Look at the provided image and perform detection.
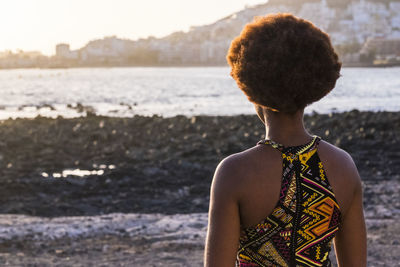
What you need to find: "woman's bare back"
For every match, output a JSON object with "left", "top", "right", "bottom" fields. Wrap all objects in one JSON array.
[
  {"left": 205, "top": 136, "right": 366, "bottom": 266},
  {"left": 235, "top": 138, "right": 356, "bottom": 229}
]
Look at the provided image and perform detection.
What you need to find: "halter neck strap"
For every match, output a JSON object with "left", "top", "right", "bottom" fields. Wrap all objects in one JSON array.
[{"left": 257, "top": 135, "right": 321, "bottom": 155}]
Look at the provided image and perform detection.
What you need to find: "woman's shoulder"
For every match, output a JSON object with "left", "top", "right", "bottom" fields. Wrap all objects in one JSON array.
[
  {"left": 212, "top": 147, "right": 259, "bottom": 184},
  {"left": 211, "top": 145, "right": 281, "bottom": 196},
  {"left": 215, "top": 144, "right": 280, "bottom": 177},
  {"left": 318, "top": 139, "right": 360, "bottom": 178}
]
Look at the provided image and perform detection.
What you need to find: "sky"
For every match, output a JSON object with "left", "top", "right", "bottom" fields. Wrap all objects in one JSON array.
[{"left": 0, "top": 0, "right": 267, "bottom": 56}]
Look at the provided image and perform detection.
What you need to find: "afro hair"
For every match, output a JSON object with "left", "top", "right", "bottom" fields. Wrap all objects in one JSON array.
[{"left": 227, "top": 13, "right": 342, "bottom": 113}]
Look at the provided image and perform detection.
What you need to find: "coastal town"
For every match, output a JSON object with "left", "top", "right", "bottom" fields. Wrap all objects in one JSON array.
[{"left": 1, "top": 0, "right": 400, "bottom": 68}]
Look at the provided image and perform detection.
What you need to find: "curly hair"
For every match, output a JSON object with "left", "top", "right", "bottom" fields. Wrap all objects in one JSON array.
[{"left": 227, "top": 13, "right": 342, "bottom": 113}]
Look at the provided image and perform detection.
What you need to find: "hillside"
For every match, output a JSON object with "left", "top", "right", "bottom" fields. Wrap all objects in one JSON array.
[
  {"left": 2, "top": 0, "right": 400, "bottom": 68},
  {"left": 137, "top": 0, "right": 400, "bottom": 65}
]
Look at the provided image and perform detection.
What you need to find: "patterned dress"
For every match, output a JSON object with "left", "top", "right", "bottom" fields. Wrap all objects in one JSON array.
[{"left": 237, "top": 135, "right": 341, "bottom": 267}]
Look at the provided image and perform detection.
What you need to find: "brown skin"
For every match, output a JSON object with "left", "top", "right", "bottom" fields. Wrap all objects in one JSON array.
[{"left": 204, "top": 105, "right": 367, "bottom": 267}]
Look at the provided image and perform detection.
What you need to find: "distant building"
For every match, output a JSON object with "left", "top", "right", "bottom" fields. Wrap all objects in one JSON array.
[
  {"left": 21, "top": 50, "right": 43, "bottom": 59},
  {"left": 79, "top": 36, "right": 134, "bottom": 62},
  {"left": 0, "top": 50, "right": 12, "bottom": 58},
  {"left": 0, "top": 50, "right": 47, "bottom": 68},
  {"left": 361, "top": 37, "right": 400, "bottom": 56},
  {"left": 360, "top": 37, "right": 400, "bottom": 64},
  {"left": 55, "top": 43, "right": 79, "bottom": 59},
  {"left": 56, "top": 44, "right": 69, "bottom": 56}
]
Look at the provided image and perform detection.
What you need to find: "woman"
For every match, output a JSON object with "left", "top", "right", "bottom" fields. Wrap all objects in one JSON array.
[{"left": 204, "top": 13, "right": 367, "bottom": 267}]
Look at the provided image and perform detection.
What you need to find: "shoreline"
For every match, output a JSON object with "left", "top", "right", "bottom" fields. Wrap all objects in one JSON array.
[
  {"left": 0, "top": 110, "right": 398, "bottom": 217},
  {"left": 0, "top": 110, "right": 398, "bottom": 265},
  {"left": 1, "top": 63, "right": 400, "bottom": 70}
]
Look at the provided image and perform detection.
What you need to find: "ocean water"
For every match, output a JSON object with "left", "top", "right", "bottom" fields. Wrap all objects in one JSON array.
[{"left": 0, "top": 66, "right": 398, "bottom": 119}]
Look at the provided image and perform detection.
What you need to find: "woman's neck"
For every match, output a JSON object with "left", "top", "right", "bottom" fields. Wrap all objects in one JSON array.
[{"left": 262, "top": 108, "right": 312, "bottom": 146}]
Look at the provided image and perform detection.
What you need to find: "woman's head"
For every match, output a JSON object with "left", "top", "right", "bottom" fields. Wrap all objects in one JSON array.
[{"left": 227, "top": 13, "right": 341, "bottom": 113}]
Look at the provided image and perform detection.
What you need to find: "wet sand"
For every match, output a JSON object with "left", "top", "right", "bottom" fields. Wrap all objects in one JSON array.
[{"left": 0, "top": 110, "right": 398, "bottom": 266}]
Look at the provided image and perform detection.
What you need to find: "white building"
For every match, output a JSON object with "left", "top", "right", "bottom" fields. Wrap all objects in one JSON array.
[
  {"left": 55, "top": 43, "right": 79, "bottom": 59},
  {"left": 79, "top": 36, "right": 133, "bottom": 61}
]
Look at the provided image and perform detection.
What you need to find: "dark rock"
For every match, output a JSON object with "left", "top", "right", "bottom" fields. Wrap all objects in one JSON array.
[{"left": 0, "top": 111, "right": 398, "bottom": 217}]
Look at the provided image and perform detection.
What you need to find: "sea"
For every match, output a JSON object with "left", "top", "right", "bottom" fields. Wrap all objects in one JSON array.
[{"left": 0, "top": 66, "right": 399, "bottom": 119}]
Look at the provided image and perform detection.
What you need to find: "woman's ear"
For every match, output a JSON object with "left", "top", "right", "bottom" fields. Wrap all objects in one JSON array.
[{"left": 254, "top": 104, "right": 265, "bottom": 124}]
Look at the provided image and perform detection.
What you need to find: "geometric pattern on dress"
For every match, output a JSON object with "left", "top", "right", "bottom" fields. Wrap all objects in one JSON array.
[{"left": 237, "top": 135, "right": 342, "bottom": 267}]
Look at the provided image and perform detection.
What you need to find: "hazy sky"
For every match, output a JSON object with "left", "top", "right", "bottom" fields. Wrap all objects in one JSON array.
[{"left": 0, "top": 0, "right": 267, "bottom": 55}]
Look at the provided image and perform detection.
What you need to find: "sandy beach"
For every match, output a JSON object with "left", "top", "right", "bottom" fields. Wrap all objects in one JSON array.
[{"left": 0, "top": 110, "right": 399, "bottom": 266}]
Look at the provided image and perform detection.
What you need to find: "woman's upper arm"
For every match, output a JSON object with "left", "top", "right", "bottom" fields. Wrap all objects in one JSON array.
[
  {"left": 204, "top": 156, "right": 242, "bottom": 267},
  {"left": 334, "top": 155, "right": 367, "bottom": 267}
]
